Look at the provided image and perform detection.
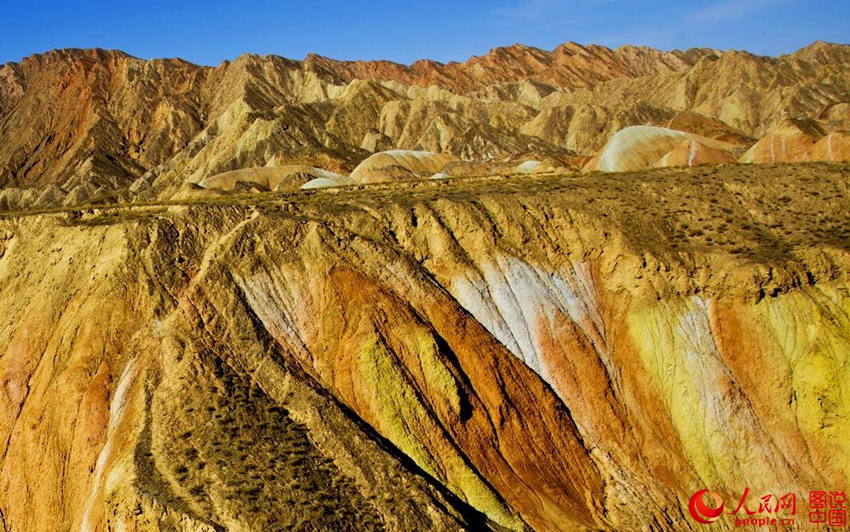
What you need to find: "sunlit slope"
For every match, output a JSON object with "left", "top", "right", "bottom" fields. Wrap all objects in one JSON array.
[{"left": 0, "top": 163, "right": 849, "bottom": 530}]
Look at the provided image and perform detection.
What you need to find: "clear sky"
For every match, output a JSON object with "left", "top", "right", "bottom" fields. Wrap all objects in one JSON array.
[{"left": 1, "top": 0, "right": 848, "bottom": 66}]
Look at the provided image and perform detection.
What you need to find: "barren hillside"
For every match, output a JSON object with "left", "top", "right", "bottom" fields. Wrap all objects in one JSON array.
[
  {"left": 1, "top": 163, "right": 849, "bottom": 530},
  {"left": 1, "top": 42, "right": 849, "bottom": 211}
]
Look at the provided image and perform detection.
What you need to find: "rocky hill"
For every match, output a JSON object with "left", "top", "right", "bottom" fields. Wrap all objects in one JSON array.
[
  {"left": 1, "top": 42, "right": 849, "bottom": 210},
  {"left": 1, "top": 163, "right": 849, "bottom": 530}
]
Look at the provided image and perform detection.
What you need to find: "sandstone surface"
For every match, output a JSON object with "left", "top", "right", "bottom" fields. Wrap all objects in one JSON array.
[
  {"left": 1, "top": 163, "right": 849, "bottom": 530},
  {"left": 739, "top": 119, "right": 826, "bottom": 163},
  {"left": 800, "top": 130, "right": 850, "bottom": 162},
  {"left": 586, "top": 126, "right": 736, "bottom": 172},
  {"left": 349, "top": 150, "right": 459, "bottom": 184}
]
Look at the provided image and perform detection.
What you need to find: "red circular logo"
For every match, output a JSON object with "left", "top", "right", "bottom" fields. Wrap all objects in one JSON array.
[{"left": 689, "top": 489, "right": 725, "bottom": 524}]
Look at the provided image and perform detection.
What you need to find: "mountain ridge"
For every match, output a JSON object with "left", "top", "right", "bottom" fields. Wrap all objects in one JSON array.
[
  {"left": 0, "top": 40, "right": 849, "bottom": 210},
  {"left": 6, "top": 39, "right": 845, "bottom": 86}
]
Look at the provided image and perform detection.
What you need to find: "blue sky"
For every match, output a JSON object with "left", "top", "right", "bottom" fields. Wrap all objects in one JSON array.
[{"left": 1, "top": 0, "right": 848, "bottom": 66}]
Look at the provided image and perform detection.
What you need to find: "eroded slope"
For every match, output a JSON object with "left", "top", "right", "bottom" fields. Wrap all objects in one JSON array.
[
  {"left": 1, "top": 42, "right": 849, "bottom": 210},
  {"left": 1, "top": 163, "right": 849, "bottom": 530}
]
